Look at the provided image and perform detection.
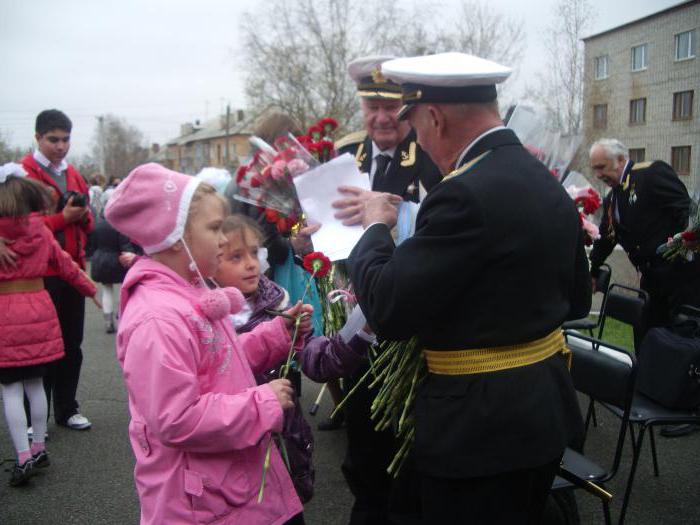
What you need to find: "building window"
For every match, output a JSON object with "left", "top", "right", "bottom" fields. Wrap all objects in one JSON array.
[
  {"left": 675, "top": 30, "right": 696, "bottom": 60},
  {"left": 629, "top": 98, "right": 646, "bottom": 125},
  {"left": 671, "top": 146, "right": 691, "bottom": 176},
  {"left": 632, "top": 43, "right": 648, "bottom": 71},
  {"left": 594, "top": 55, "right": 609, "bottom": 79},
  {"left": 673, "top": 91, "right": 694, "bottom": 120},
  {"left": 593, "top": 104, "right": 608, "bottom": 128},
  {"left": 629, "top": 148, "right": 646, "bottom": 163}
]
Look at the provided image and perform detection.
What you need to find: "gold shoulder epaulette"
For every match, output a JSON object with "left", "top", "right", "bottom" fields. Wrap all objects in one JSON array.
[
  {"left": 335, "top": 130, "right": 367, "bottom": 150},
  {"left": 631, "top": 161, "right": 653, "bottom": 170}
]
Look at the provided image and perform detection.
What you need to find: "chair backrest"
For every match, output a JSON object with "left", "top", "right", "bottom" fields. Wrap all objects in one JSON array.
[
  {"left": 597, "top": 284, "right": 649, "bottom": 350},
  {"left": 567, "top": 332, "right": 637, "bottom": 478}
]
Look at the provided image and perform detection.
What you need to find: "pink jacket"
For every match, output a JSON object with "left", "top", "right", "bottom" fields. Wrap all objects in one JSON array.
[
  {"left": 0, "top": 214, "right": 96, "bottom": 368},
  {"left": 116, "top": 258, "right": 302, "bottom": 525}
]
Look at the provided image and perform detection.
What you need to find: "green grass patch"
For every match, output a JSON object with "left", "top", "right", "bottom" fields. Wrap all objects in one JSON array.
[{"left": 588, "top": 315, "right": 635, "bottom": 351}]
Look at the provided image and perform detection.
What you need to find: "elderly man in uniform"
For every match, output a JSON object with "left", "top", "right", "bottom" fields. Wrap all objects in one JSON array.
[
  {"left": 348, "top": 53, "right": 591, "bottom": 524},
  {"left": 589, "top": 139, "right": 700, "bottom": 438},
  {"left": 322, "top": 55, "right": 443, "bottom": 525},
  {"left": 333, "top": 55, "right": 442, "bottom": 226},
  {"left": 589, "top": 139, "right": 698, "bottom": 333}
]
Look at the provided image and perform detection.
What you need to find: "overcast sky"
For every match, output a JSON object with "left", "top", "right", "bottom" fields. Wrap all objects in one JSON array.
[{"left": 0, "top": 0, "right": 679, "bottom": 158}]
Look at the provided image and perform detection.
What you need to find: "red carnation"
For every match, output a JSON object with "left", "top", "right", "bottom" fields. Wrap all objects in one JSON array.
[
  {"left": 296, "top": 135, "right": 313, "bottom": 149},
  {"left": 318, "top": 117, "right": 338, "bottom": 133},
  {"left": 307, "top": 124, "right": 323, "bottom": 141},
  {"left": 681, "top": 230, "right": 698, "bottom": 242},
  {"left": 303, "top": 251, "right": 332, "bottom": 277},
  {"left": 235, "top": 165, "right": 248, "bottom": 184},
  {"left": 251, "top": 174, "right": 263, "bottom": 188},
  {"left": 264, "top": 208, "right": 279, "bottom": 223}
]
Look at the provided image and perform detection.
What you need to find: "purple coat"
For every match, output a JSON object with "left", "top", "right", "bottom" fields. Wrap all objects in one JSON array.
[{"left": 239, "top": 276, "right": 371, "bottom": 503}]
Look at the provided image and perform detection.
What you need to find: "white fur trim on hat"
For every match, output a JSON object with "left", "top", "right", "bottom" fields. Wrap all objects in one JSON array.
[
  {"left": 142, "top": 176, "right": 202, "bottom": 254},
  {"left": 0, "top": 162, "right": 27, "bottom": 184}
]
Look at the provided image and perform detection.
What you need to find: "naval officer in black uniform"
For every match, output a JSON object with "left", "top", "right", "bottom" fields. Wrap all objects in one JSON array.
[
  {"left": 589, "top": 138, "right": 699, "bottom": 335},
  {"left": 349, "top": 52, "right": 591, "bottom": 524},
  {"left": 332, "top": 56, "right": 442, "bottom": 228}
]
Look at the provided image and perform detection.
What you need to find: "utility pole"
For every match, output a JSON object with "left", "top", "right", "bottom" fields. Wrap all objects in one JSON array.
[
  {"left": 224, "top": 104, "right": 231, "bottom": 167},
  {"left": 97, "top": 115, "right": 106, "bottom": 174}
]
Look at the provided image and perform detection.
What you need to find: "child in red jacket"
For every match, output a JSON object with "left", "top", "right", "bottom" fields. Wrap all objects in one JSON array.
[{"left": 0, "top": 163, "right": 98, "bottom": 486}]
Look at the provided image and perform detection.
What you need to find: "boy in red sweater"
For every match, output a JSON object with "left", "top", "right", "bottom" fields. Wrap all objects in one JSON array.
[{"left": 20, "top": 109, "right": 94, "bottom": 431}]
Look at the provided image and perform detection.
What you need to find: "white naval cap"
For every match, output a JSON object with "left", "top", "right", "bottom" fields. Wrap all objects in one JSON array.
[
  {"left": 347, "top": 55, "right": 403, "bottom": 99},
  {"left": 380, "top": 52, "right": 512, "bottom": 119}
]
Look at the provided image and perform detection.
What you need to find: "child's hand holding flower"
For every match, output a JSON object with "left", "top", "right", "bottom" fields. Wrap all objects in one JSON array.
[{"left": 282, "top": 301, "right": 314, "bottom": 338}]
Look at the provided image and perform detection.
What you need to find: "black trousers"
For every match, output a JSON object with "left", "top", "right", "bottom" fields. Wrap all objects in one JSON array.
[
  {"left": 420, "top": 457, "right": 561, "bottom": 525},
  {"left": 43, "top": 276, "right": 86, "bottom": 424}
]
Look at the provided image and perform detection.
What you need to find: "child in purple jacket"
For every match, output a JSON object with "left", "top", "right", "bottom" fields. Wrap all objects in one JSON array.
[{"left": 214, "top": 214, "right": 374, "bottom": 504}]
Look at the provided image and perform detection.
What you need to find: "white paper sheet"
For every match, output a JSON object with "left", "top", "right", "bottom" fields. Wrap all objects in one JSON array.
[{"left": 292, "top": 153, "right": 370, "bottom": 261}]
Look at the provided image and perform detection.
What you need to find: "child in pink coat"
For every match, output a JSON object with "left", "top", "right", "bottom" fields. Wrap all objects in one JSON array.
[
  {"left": 105, "top": 163, "right": 311, "bottom": 525},
  {"left": 0, "top": 163, "right": 97, "bottom": 486}
]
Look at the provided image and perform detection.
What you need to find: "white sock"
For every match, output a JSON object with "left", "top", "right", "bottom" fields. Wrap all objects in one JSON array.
[
  {"left": 24, "top": 378, "right": 48, "bottom": 444},
  {"left": 1, "top": 381, "right": 30, "bottom": 455},
  {"left": 102, "top": 283, "right": 114, "bottom": 315}
]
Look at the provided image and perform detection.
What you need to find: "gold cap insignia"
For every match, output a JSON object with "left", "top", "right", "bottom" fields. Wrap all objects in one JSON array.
[{"left": 371, "top": 67, "right": 387, "bottom": 84}]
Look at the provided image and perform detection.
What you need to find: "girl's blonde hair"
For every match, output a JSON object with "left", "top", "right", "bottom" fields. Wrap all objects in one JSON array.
[
  {"left": 187, "top": 182, "right": 229, "bottom": 222},
  {"left": 0, "top": 176, "right": 52, "bottom": 218},
  {"left": 222, "top": 214, "right": 264, "bottom": 245}
]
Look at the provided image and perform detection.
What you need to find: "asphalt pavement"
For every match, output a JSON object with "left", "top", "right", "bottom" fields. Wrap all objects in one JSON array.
[{"left": 0, "top": 290, "right": 698, "bottom": 524}]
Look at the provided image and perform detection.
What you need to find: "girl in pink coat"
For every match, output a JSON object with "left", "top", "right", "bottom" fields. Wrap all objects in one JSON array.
[
  {"left": 0, "top": 163, "right": 97, "bottom": 486},
  {"left": 105, "top": 163, "right": 311, "bottom": 525}
]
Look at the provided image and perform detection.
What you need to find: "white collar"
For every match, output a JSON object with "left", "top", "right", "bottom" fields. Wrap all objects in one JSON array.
[
  {"left": 371, "top": 141, "right": 396, "bottom": 159},
  {"left": 34, "top": 149, "right": 68, "bottom": 173},
  {"left": 455, "top": 125, "right": 506, "bottom": 168}
]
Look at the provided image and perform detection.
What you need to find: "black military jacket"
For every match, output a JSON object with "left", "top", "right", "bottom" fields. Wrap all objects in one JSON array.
[
  {"left": 349, "top": 128, "right": 591, "bottom": 478},
  {"left": 590, "top": 160, "right": 690, "bottom": 274},
  {"left": 337, "top": 129, "right": 442, "bottom": 202}
]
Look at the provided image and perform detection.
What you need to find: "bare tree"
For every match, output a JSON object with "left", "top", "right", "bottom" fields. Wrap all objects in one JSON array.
[
  {"left": 240, "top": 0, "right": 526, "bottom": 132},
  {"left": 0, "top": 131, "right": 29, "bottom": 164},
  {"left": 90, "top": 115, "right": 149, "bottom": 181},
  {"left": 533, "top": 0, "right": 594, "bottom": 134}
]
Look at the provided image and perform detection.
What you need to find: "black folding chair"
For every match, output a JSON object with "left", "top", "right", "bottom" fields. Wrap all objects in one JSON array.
[
  {"left": 563, "top": 263, "right": 613, "bottom": 336},
  {"left": 574, "top": 284, "right": 648, "bottom": 434},
  {"left": 610, "top": 303, "right": 700, "bottom": 524},
  {"left": 553, "top": 333, "right": 637, "bottom": 525}
]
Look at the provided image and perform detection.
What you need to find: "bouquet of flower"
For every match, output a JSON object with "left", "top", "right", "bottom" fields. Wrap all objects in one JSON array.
[
  {"left": 564, "top": 175, "right": 602, "bottom": 246},
  {"left": 333, "top": 336, "right": 425, "bottom": 477},
  {"left": 233, "top": 117, "right": 339, "bottom": 236},
  {"left": 657, "top": 195, "right": 700, "bottom": 261}
]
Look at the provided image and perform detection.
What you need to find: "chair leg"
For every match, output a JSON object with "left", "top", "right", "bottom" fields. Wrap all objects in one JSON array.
[
  {"left": 628, "top": 423, "right": 637, "bottom": 454},
  {"left": 648, "top": 426, "right": 660, "bottom": 477},
  {"left": 619, "top": 425, "right": 647, "bottom": 525},
  {"left": 603, "top": 499, "right": 612, "bottom": 525}
]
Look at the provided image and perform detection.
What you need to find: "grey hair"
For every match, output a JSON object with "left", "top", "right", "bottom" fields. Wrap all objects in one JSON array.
[{"left": 590, "top": 138, "right": 628, "bottom": 161}]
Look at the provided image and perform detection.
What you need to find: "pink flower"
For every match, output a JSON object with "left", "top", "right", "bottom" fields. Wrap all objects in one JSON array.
[
  {"left": 287, "top": 158, "right": 309, "bottom": 177},
  {"left": 581, "top": 216, "right": 600, "bottom": 244},
  {"left": 271, "top": 160, "right": 287, "bottom": 181}
]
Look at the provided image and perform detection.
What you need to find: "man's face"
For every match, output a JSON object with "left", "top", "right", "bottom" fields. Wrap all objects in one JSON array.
[
  {"left": 361, "top": 98, "right": 411, "bottom": 151},
  {"left": 36, "top": 129, "right": 70, "bottom": 166},
  {"left": 590, "top": 145, "right": 625, "bottom": 188}
]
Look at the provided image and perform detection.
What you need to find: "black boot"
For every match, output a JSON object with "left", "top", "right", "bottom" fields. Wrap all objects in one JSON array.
[{"left": 104, "top": 313, "right": 115, "bottom": 334}]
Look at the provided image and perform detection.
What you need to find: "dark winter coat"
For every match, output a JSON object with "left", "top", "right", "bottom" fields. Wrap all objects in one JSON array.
[{"left": 90, "top": 217, "right": 137, "bottom": 284}]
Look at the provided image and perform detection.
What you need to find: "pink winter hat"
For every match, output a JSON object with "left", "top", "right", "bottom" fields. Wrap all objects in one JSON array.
[{"left": 105, "top": 163, "right": 201, "bottom": 255}]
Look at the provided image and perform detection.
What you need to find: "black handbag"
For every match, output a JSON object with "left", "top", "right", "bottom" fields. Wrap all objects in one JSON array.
[{"left": 636, "top": 319, "right": 700, "bottom": 410}]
